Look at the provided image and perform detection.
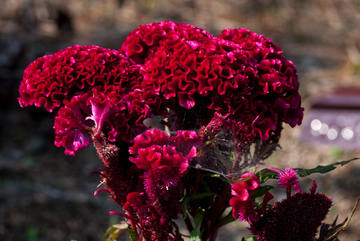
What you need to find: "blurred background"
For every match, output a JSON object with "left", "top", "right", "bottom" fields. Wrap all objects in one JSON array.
[{"left": 1, "top": 0, "right": 360, "bottom": 240}]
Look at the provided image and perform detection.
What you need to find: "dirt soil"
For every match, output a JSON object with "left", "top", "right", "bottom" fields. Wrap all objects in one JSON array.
[{"left": 1, "top": 0, "right": 360, "bottom": 240}]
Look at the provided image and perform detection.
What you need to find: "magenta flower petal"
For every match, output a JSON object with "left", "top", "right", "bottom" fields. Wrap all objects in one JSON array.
[
  {"left": 55, "top": 128, "right": 90, "bottom": 156},
  {"left": 86, "top": 97, "right": 119, "bottom": 138},
  {"left": 240, "top": 173, "right": 261, "bottom": 191},
  {"left": 123, "top": 192, "right": 143, "bottom": 210},
  {"left": 231, "top": 183, "right": 250, "bottom": 201}
]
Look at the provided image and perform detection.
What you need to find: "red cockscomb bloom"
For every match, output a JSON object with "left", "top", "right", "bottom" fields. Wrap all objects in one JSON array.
[
  {"left": 119, "top": 21, "right": 212, "bottom": 64},
  {"left": 18, "top": 45, "right": 140, "bottom": 112},
  {"left": 132, "top": 24, "right": 303, "bottom": 165}
]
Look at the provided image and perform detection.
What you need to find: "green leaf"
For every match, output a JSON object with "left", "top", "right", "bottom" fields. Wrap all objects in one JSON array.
[
  {"left": 256, "top": 169, "right": 278, "bottom": 183},
  {"left": 230, "top": 174, "right": 253, "bottom": 183},
  {"left": 251, "top": 185, "right": 274, "bottom": 199},
  {"left": 241, "top": 237, "right": 258, "bottom": 241},
  {"left": 295, "top": 158, "right": 359, "bottom": 177},
  {"left": 257, "top": 143, "right": 281, "bottom": 160},
  {"left": 104, "top": 223, "right": 128, "bottom": 241},
  {"left": 325, "top": 197, "right": 360, "bottom": 241},
  {"left": 181, "top": 192, "right": 217, "bottom": 218},
  {"left": 331, "top": 216, "right": 339, "bottom": 227},
  {"left": 25, "top": 227, "right": 39, "bottom": 241},
  {"left": 207, "top": 174, "right": 233, "bottom": 185},
  {"left": 217, "top": 209, "right": 236, "bottom": 228},
  {"left": 128, "top": 226, "right": 140, "bottom": 241},
  {"left": 190, "top": 209, "right": 204, "bottom": 241}
]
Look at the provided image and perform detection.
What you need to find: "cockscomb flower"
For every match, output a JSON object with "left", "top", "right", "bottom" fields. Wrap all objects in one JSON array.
[
  {"left": 18, "top": 45, "right": 140, "bottom": 112},
  {"left": 119, "top": 21, "right": 212, "bottom": 64},
  {"left": 134, "top": 24, "right": 303, "bottom": 165},
  {"left": 251, "top": 181, "right": 332, "bottom": 241}
]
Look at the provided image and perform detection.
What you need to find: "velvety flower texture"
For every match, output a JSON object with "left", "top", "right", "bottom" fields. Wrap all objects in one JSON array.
[
  {"left": 125, "top": 129, "right": 203, "bottom": 240},
  {"left": 17, "top": 21, "right": 307, "bottom": 241},
  {"left": 129, "top": 129, "right": 202, "bottom": 208},
  {"left": 230, "top": 169, "right": 332, "bottom": 241},
  {"left": 19, "top": 22, "right": 303, "bottom": 159},
  {"left": 53, "top": 86, "right": 152, "bottom": 155},
  {"left": 121, "top": 21, "right": 304, "bottom": 161},
  {"left": 119, "top": 21, "right": 213, "bottom": 64},
  {"left": 18, "top": 45, "right": 151, "bottom": 155},
  {"left": 19, "top": 45, "right": 141, "bottom": 112},
  {"left": 252, "top": 181, "right": 332, "bottom": 241}
]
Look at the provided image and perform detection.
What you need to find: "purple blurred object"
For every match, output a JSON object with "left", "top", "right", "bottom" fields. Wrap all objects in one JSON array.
[{"left": 300, "top": 87, "right": 360, "bottom": 149}]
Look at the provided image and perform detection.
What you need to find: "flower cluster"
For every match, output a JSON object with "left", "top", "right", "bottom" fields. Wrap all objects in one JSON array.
[
  {"left": 230, "top": 168, "right": 333, "bottom": 241},
  {"left": 135, "top": 23, "right": 303, "bottom": 154},
  {"left": 18, "top": 21, "right": 312, "bottom": 241},
  {"left": 253, "top": 183, "right": 332, "bottom": 241},
  {"left": 18, "top": 21, "right": 303, "bottom": 160}
]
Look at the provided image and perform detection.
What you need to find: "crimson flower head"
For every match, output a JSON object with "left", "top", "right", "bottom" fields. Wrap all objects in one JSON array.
[
  {"left": 252, "top": 181, "right": 332, "bottom": 241},
  {"left": 18, "top": 45, "right": 140, "bottom": 112}
]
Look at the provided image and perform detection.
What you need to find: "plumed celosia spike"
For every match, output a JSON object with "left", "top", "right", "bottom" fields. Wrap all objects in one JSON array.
[
  {"left": 127, "top": 129, "right": 199, "bottom": 240},
  {"left": 268, "top": 167, "right": 301, "bottom": 197},
  {"left": 18, "top": 45, "right": 137, "bottom": 112},
  {"left": 252, "top": 191, "right": 332, "bottom": 241}
]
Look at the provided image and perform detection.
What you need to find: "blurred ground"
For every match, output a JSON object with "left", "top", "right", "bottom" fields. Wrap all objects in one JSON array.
[{"left": 1, "top": 0, "right": 360, "bottom": 240}]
